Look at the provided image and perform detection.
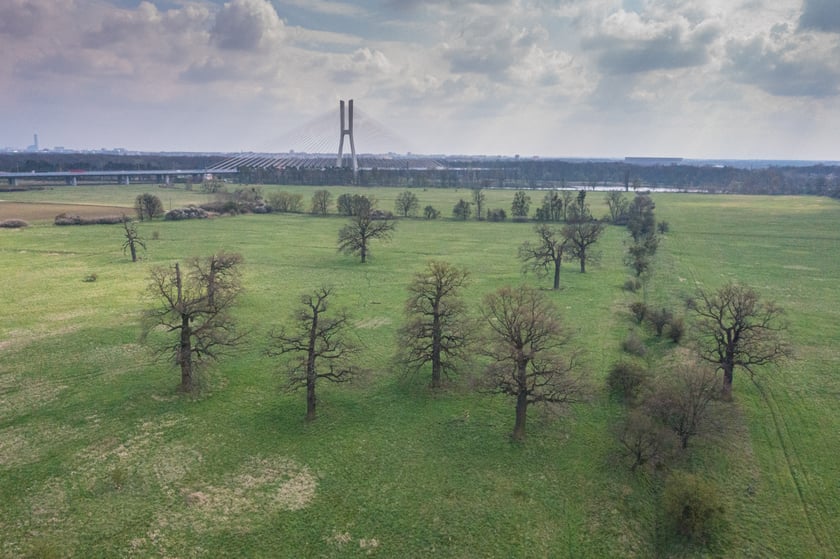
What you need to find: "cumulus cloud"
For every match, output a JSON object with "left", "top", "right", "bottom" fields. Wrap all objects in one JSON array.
[
  {"left": 799, "top": 0, "right": 840, "bottom": 33},
  {"left": 582, "top": 10, "right": 721, "bottom": 74},
  {"left": 211, "top": 0, "right": 286, "bottom": 51},
  {"left": 725, "top": 31, "right": 840, "bottom": 97}
]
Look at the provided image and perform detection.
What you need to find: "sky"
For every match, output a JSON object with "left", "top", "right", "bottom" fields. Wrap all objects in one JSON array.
[{"left": 1, "top": 0, "right": 839, "bottom": 159}]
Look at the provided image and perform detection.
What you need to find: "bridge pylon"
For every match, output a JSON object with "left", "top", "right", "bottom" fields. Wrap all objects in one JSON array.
[{"left": 337, "top": 99, "right": 358, "bottom": 178}]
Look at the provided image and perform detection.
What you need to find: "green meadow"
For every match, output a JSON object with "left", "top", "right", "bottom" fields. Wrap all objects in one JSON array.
[{"left": 1, "top": 185, "right": 839, "bottom": 558}]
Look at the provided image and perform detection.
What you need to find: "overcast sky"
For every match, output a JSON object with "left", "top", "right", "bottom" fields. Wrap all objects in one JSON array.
[{"left": 1, "top": 0, "right": 839, "bottom": 159}]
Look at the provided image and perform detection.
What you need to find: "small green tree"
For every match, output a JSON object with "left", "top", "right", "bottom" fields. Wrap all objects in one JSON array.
[
  {"left": 310, "top": 189, "right": 332, "bottom": 215},
  {"left": 424, "top": 205, "right": 440, "bottom": 219},
  {"left": 511, "top": 190, "right": 531, "bottom": 220},
  {"left": 135, "top": 193, "right": 164, "bottom": 221},
  {"left": 452, "top": 199, "right": 471, "bottom": 220}
]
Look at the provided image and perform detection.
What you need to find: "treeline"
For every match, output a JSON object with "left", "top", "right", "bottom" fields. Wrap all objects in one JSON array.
[
  {"left": 241, "top": 159, "right": 840, "bottom": 196},
  {"left": 4, "top": 153, "right": 839, "bottom": 197},
  {"left": 0, "top": 153, "right": 222, "bottom": 173}
]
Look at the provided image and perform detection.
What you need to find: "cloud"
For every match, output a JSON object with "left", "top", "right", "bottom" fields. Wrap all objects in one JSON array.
[
  {"left": 725, "top": 31, "right": 840, "bottom": 97},
  {"left": 211, "top": 0, "right": 286, "bottom": 51},
  {"left": 0, "top": 0, "right": 53, "bottom": 38},
  {"left": 799, "top": 0, "right": 840, "bottom": 33},
  {"left": 582, "top": 10, "right": 721, "bottom": 74}
]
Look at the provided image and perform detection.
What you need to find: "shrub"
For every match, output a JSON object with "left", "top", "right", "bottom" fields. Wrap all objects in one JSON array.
[
  {"left": 629, "top": 301, "right": 647, "bottom": 324},
  {"left": 622, "top": 330, "right": 647, "bottom": 357},
  {"left": 487, "top": 208, "right": 507, "bottom": 221},
  {"left": 666, "top": 316, "right": 686, "bottom": 343},
  {"left": 135, "top": 193, "right": 164, "bottom": 221},
  {"left": 165, "top": 206, "right": 210, "bottom": 221},
  {"left": 423, "top": 205, "right": 439, "bottom": 219},
  {"left": 616, "top": 410, "right": 674, "bottom": 471},
  {"left": 83, "top": 273, "right": 98, "bottom": 282},
  {"left": 0, "top": 219, "right": 29, "bottom": 228},
  {"left": 662, "top": 472, "right": 726, "bottom": 545},
  {"left": 54, "top": 214, "right": 125, "bottom": 226},
  {"left": 607, "top": 360, "right": 649, "bottom": 404},
  {"left": 658, "top": 221, "right": 670, "bottom": 234},
  {"left": 268, "top": 192, "right": 304, "bottom": 213},
  {"left": 647, "top": 307, "right": 673, "bottom": 336},
  {"left": 624, "top": 277, "right": 642, "bottom": 292}
]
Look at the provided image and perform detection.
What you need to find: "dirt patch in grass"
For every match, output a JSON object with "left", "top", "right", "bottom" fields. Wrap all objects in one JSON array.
[
  {"left": 0, "top": 201, "right": 130, "bottom": 222},
  {"left": 355, "top": 316, "right": 392, "bottom": 329}
]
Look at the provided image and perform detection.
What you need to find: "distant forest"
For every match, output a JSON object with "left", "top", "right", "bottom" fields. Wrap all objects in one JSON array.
[{"left": 2, "top": 153, "right": 839, "bottom": 198}]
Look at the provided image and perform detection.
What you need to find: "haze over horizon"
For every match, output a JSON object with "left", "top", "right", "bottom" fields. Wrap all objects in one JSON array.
[{"left": 1, "top": 0, "right": 838, "bottom": 160}]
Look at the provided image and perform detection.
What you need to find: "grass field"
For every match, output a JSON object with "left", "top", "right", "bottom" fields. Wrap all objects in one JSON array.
[{"left": 1, "top": 185, "right": 838, "bottom": 558}]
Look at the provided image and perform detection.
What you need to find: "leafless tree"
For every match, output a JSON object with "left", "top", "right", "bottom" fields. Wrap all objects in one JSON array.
[
  {"left": 337, "top": 201, "right": 395, "bottom": 263},
  {"left": 268, "top": 287, "right": 357, "bottom": 421},
  {"left": 561, "top": 219, "right": 605, "bottom": 273},
  {"left": 395, "top": 190, "right": 420, "bottom": 217},
  {"left": 519, "top": 224, "right": 568, "bottom": 290},
  {"left": 310, "top": 189, "right": 332, "bottom": 215},
  {"left": 645, "top": 358, "right": 720, "bottom": 449},
  {"left": 471, "top": 187, "right": 486, "bottom": 220},
  {"left": 121, "top": 216, "right": 145, "bottom": 262},
  {"left": 144, "top": 252, "right": 244, "bottom": 392},
  {"left": 397, "top": 261, "right": 471, "bottom": 389},
  {"left": 480, "top": 285, "right": 584, "bottom": 441},
  {"left": 688, "top": 282, "right": 791, "bottom": 399}
]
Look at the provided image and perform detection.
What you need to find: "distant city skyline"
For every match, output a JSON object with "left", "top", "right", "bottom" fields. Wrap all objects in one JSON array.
[{"left": 1, "top": 1, "right": 838, "bottom": 160}]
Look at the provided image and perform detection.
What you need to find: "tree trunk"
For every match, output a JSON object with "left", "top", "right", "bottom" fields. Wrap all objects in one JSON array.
[
  {"left": 579, "top": 249, "right": 586, "bottom": 273},
  {"left": 721, "top": 363, "right": 734, "bottom": 401},
  {"left": 179, "top": 316, "right": 193, "bottom": 392},
  {"left": 512, "top": 389, "right": 528, "bottom": 441},
  {"left": 129, "top": 243, "right": 137, "bottom": 262},
  {"left": 360, "top": 241, "right": 367, "bottom": 263},
  {"left": 306, "top": 375, "right": 317, "bottom": 421},
  {"left": 431, "top": 312, "right": 441, "bottom": 388},
  {"left": 553, "top": 259, "right": 561, "bottom": 290}
]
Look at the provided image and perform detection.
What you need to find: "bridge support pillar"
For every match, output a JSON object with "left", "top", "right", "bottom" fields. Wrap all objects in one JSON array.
[
  {"left": 8, "top": 177, "right": 18, "bottom": 186},
  {"left": 66, "top": 176, "right": 77, "bottom": 186},
  {"left": 337, "top": 99, "right": 358, "bottom": 181},
  {"left": 120, "top": 175, "right": 130, "bottom": 185}
]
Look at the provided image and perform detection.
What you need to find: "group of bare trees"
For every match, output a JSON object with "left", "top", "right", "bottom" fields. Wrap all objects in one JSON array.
[
  {"left": 396, "top": 261, "right": 585, "bottom": 441},
  {"left": 138, "top": 189, "right": 789, "bottom": 451},
  {"left": 518, "top": 190, "right": 606, "bottom": 289}
]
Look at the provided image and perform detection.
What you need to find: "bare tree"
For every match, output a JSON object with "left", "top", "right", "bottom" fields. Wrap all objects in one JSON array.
[
  {"left": 268, "top": 287, "right": 356, "bottom": 421},
  {"left": 480, "top": 285, "right": 584, "bottom": 441},
  {"left": 395, "top": 190, "right": 420, "bottom": 217},
  {"left": 471, "top": 187, "right": 486, "bottom": 220},
  {"left": 519, "top": 224, "right": 568, "bottom": 290},
  {"left": 604, "top": 191, "right": 629, "bottom": 224},
  {"left": 688, "top": 282, "right": 791, "bottom": 399},
  {"left": 645, "top": 358, "right": 720, "bottom": 449},
  {"left": 616, "top": 409, "right": 674, "bottom": 471},
  {"left": 337, "top": 199, "right": 396, "bottom": 263},
  {"left": 121, "top": 216, "right": 145, "bottom": 262},
  {"left": 397, "top": 260, "right": 471, "bottom": 389},
  {"left": 310, "top": 189, "right": 332, "bottom": 215},
  {"left": 144, "top": 253, "right": 244, "bottom": 392},
  {"left": 561, "top": 219, "right": 605, "bottom": 273}
]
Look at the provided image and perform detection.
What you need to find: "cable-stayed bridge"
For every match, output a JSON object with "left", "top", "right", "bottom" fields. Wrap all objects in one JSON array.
[{"left": 209, "top": 100, "right": 444, "bottom": 173}]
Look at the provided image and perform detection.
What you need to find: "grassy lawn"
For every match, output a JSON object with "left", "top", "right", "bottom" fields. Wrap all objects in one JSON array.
[{"left": 1, "top": 186, "right": 838, "bottom": 557}]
